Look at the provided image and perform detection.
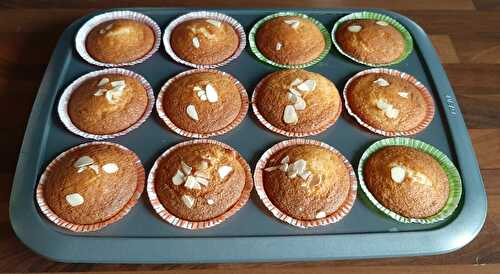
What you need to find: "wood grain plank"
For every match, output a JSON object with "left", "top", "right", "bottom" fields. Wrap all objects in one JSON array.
[
  {"left": 430, "top": 35, "right": 460, "bottom": 64},
  {"left": 451, "top": 33, "right": 500, "bottom": 64},
  {"left": 474, "top": 0, "right": 500, "bottom": 10},
  {"left": 470, "top": 129, "right": 500, "bottom": 169},
  {"left": 0, "top": 0, "right": 477, "bottom": 10}
]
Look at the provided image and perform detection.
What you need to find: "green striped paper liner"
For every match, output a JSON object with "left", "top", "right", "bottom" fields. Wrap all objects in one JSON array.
[
  {"left": 249, "top": 12, "right": 332, "bottom": 68},
  {"left": 331, "top": 11, "right": 414, "bottom": 67},
  {"left": 358, "top": 137, "right": 462, "bottom": 224}
]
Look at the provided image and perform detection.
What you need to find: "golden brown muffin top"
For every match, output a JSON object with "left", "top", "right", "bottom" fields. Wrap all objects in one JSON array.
[
  {"left": 255, "top": 69, "right": 341, "bottom": 134},
  {"left": 363, "top": 146, "right": 449, "bottom": 218},
  {"left": 263, "top": 144, "right": 351, "bottom": 220},
  {"left": 256, "top": 16, "right": 326, "bottom": 65},
  {"left": 86, "top": 19, "right": 155, "bottom": 64},
  {"left": 154, "top": 143, "right": 247, "bottom": 221},
  {"left": 162, "top": 71, "right": 244, "bottom": 135},
  {"left": 68, "top": 74, "right": 149, "bottom": 135},
  {"left": 346, "top": 73, "right": 428, "bottom": 132},
  {"left": 170, "top": 19, "right": 239, "bottom": 65},
  {"left": 335, "top": 19, "right": 405, "bottom": 64},
  {"left": 43, "top": 144, "right": 141, "bottom": 225}
]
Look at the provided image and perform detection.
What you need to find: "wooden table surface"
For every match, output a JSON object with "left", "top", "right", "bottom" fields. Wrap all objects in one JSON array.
[{"left": 1, "top": 0, "right": 499, "bottom": 273}]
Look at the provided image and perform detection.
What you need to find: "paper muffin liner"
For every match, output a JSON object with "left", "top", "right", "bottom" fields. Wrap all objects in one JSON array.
[
  {"left": 331, "top": 11, "right": 413, "bottom": 67},
  {"left": 249, "top": 12, "right": 332, "bottom": 68},
  {"left": 75, "top": 10, "right": 161, "bottom": 67},
  {"left": 58, "top": 68, "right": 155, "bottom": 140},
  {"left": 251, "top": 72, "right": 342, "bottom": 137},
  {"left": 36, "top": 141, "right": 145, "bottom": 232},
  {"left": 254, "top": 139, "right": 358, "bottom": 228},
  {"left": 357, "top": 137, "right": 462, "bottom": 224},
  {"left": 147, "top": 139, "right": 253, "bottom": 230},
  {"left": 156, "top": 69, "right": 249, "bottom": 138},
  {"left": 163, "top": 11, "right": 246, "bottom": 68},
  {"left": 343, "top": 68, "right": 435, "bottom": 136}
]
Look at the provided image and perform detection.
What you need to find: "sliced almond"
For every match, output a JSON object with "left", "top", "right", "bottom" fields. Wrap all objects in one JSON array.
[
  {"left": 293, "top": 159, "right": 307, "bottom": 175},
  {"left": 294, "top": 96, "right": 306, "bottom": 110},
  {"left": 410, "top": 172, "right": 433, "bottom": 186},
  {"left": 315, "top": 211, "right": 326, "bottom": 219},
  {"left": 297, "top": 79, "right": 316, "bottom": 92},
  {"left": 65, "top": 193, "right": 84, "bottom": 207},
  {"left": 286, "top": 164, "right": 298, "bottom": 179},
  {"left": 186, "top": 104, "right": 199, "bottom": 121},
  {"left": 281, "top": 156, "right": 290, "bottom": 164},
  {"left": 198, "top": 27, "right": 214, "bottom": 39},
  {"left": 180, "top": 161, "right": 192, "bottom": 175},
  {"left": 205, "top": 84, "right": 219, "bottom": 103},
  {"left": 398, "top": 91, "right": 409, "bottom": 98},
  {"left": 105, "top": 24, "right": 114, "bottom": 30},
  {"left": 348, "top": 25, "right": 362, "bottom": 32},
  {"left": 77, "top": 167, "right": 86, "bottom": 173},
  {"left": 105, "top": 91, "right": 114, "bottom": 103},
  {"left": 207, "top": 199, "right": 215, "bottom": 205},
  {"left": 385, "top": 107, "right": 400, "bottom": 119},
  {"left": 287, "top": 92, "right": 298, "bottom": 103},
  {"left": 185, "top": 175, "right": 201, "bottom": 190},
  {"left": 97, "top": 78, "right": 109, "bottom": 87},
  {"left": 111, "top": 80, "right": 125, "bottom": 87},
  {"left": 218, "top": 165, "right": 233, "bottom": 179},
  {"left": 172, "top": 170, "right": 185, "bottom": 185},
  {"left": 99, "top": 29, "right": 106, "bottom": 34},
  {"left": 279, "top": 162, "right": 289, "bottom": 172},
  {"left": 374, "top": 78, "right": 390, "bottom": 87},
  {"left": 276, "top": 42, "right": 282, "bottom": 50},
  {"left": 206, "top": 19, "right": 222, "bottom": 28},
  {"left": 284, "top": 19, "right": 300, "bottom": 29},
  {"left": 181, "top": 195, "right": 195, "bottom": 208},
  {"left": 288, "top": 87, "right": 301, "bottom": 97},
  {"left": 391, "top": 165, "right": 406, "bottom": 183},
  {"left": 200, "top": 94, "right": 207, "bottom": 101},
  {"left": 283, "top": 105, "right": 298, "bottom": 124},
  {"left": 192, "top": 37, "right": 200, "bottom": 48},
  {"left": 74, "top": 156, "right": 94, "bottom": 168},
  {"left": 290, "top": 78, "right": 303, "bottom": 87},
  {"left": 89, "top": 164, "right": 99, "bottom": 174},
  {"left": 376, "top": 20, "right": 389, "bottom": 26},
  {"left": 196, "top": 177, "right": 209, "bottom": 186},
  {"left": 94, "top": 88, "right": 107, "bottom": 96},
  {"left": 102, "top": 163, "right": 118, "bottom": 174},
  {"left": 376, "top": 99, "right": 391, "bottom": 110},
  {"left": 193, "top": 86, "right": 203, "bottom": 92}
]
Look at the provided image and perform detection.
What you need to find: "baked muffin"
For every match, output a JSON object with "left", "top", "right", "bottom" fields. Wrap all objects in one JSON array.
[
  {"left": 170, "top": 18, "right": 239, "bottom": 65},
  {"left": 159, "top": 70, "right": 246, "bottom": 136},
  {"left": 253, "top": 69, "right": 341, "bottom": 135},
  {"left": 86, "top": 19, "right": 155, "bottom": 64},
  {"left": 255, "top": 15, "right": 326, "bottom": 65},
  {"left": 153, "top": 142, "right": 250, "bottom": 221},
  {"left": 68, "top": 73, "right": 149, "bottom": 135},
  {"left": 262, "top": 144, "right": 352, "bottom": 220},
  {"left": 345, "top": 72, "right": 430, "bottom": 133},
  {"left": 41, "top": 143, "right": 143, "bottom": 225},
  {"left": 335, "top": 19, "right": 405, "bottom": 64},
  {"left": 363, "top": 146, "right": 449, "bottom": 218}
]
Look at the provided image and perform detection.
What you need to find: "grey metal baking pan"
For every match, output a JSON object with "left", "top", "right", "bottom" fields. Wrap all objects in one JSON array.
[{"left": 9, "top": 8, "right": 487, "bottom": 263}]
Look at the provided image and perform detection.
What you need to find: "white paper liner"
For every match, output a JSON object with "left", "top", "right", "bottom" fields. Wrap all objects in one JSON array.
[
  {"left": 75, "top": 10, "right": 161, "bottom": 67},
  {"left": 156, "top": 69, "right": 249, "bottom": 138},
  {"left": 58, "top": 68, "right": 155, "bottom": 140},
  {"left": 147, "top": 139, "right": 254, "bottom": 230},
  {"left": 251, "top": 72, "right": 342, "bottom": 137},
  {"left": 343, "top": 68, "right": 435, "bottom": 136},
  {"left": 36, "top": 141, "right": 145, "bottom": 232},
  {"left": 163, "top": 11, "right": 246, "bottom": 68},
  {"left": 254, "top": 139, "right": 358, "bottom": 228}
]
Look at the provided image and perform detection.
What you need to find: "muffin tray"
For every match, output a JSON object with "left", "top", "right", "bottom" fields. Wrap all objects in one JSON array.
[{"left": 10, "top": 8, "right": 486, "bottom": 263}]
